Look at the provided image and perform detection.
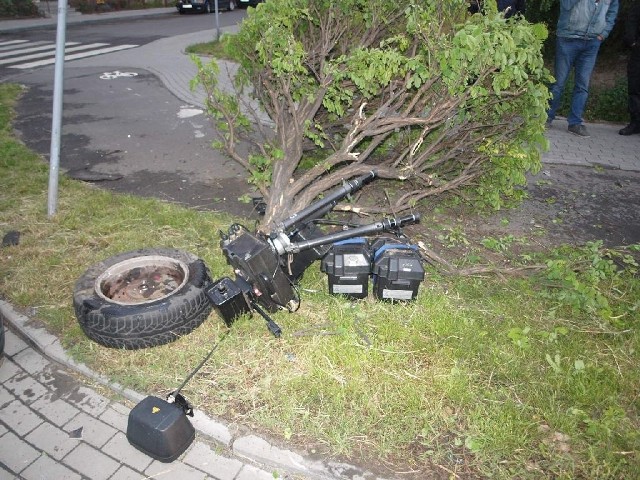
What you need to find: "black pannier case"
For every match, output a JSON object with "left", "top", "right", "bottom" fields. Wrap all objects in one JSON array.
[
  {"left": 127, "top": 396, "right": 195, "bottom": 463},
  {"left": 321, "top": 238, "right": 371, "bottom": 299},
  {"left": 371, "top": 240, "right": 424, "bottom": 301}
]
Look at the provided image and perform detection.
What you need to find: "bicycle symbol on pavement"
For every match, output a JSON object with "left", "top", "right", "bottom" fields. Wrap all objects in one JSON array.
[{"left": 99, "top": 71, "right": 139, "bottom": 80}]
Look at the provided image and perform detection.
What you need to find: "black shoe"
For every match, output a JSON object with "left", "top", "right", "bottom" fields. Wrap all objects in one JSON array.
[
  {"left": 568, "top": 124, "right": 590, "bottom": 137},
  {"left": 619, "top": 123, "right": 640, "bottom": 136}
]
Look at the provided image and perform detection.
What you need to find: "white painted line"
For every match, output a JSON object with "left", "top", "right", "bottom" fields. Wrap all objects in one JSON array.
[
  {"left": 0, "top": 40, "right": 29, "bottom": 48},
  {"left": 0, "top": 42, "right": 108, "bottom": 66},
  {"left": 0, "top": 40, "right": 47, "bottom": 52},
  {"left": 10, "top": 44, "right": 139, "bottom": 69},
  {"left": 0, "top": 42, "right": 80, "bottom": 59}
]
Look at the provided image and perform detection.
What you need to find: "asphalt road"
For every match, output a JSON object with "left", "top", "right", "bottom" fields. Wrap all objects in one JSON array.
[
  {"left": 2, "top": 12, "right": 256, "bottom": 217},
  {"left": 0, "top": 9, "right": 247, "bottom": 51}
]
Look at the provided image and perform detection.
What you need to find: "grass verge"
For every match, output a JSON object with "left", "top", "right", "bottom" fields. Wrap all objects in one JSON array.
[
  {"left": 1, "top": 83, "right": 639, "bottom": 479},
  {"left": 185, "top": 35, "right": 233, "bottom": 59}
]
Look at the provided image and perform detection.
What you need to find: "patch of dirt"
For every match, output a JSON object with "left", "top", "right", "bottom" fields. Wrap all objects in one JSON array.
[
  {"left": 352, "top": 163, "right": 640, "bottom": 270},
  {"left": 591, "top": 52, "right": 628, "bottom": 89},
  {"left": 442, "top": 163, "right": 640, "bottom": 249}
]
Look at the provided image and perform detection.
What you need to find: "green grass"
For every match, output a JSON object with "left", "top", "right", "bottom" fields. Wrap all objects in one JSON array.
[
  {"left": 185, "top": 36, "right": 235, "bottom": 60},
  {"left": 1, "top": 83, "right": 639, "bottom": 478}
]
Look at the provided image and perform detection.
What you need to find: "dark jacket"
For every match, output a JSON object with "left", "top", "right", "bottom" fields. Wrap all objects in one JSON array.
[{"left": 624, "top": 2, "right": 640, "bottom": 48}]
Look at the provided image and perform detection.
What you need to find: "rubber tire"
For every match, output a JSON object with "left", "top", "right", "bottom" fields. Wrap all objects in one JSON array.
[{"left": 73, "top": 248, "right": 213, "bottom": 350}]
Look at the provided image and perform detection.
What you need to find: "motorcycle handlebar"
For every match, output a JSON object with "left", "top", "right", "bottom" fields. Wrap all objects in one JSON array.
[
  {"left": 285, "top": 213, "right": 420, "bottom": 254},
  {"left": 278, "top": 171, "right": 376, "bottom": 232}
]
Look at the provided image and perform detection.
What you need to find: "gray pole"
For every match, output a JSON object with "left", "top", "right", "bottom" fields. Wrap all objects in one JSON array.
[
  {"left": 214, "top": 0, "right": 220, "bottom": 41},
  {"left": 47, "top": 0, "right": 68, "bottom": 218}
]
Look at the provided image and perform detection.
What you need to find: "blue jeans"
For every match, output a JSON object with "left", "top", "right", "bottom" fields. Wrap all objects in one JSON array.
[{"left": 547, "top": 37, "right": 601, "bottom": 126}]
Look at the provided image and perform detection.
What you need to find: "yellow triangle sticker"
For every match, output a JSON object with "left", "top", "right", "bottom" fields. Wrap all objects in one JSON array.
[{"left": 152, "top": 406, "right": 160, "bottom": 414}]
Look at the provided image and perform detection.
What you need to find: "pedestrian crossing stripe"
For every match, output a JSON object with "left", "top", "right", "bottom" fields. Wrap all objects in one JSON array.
[
  {"left": 0, "top": 41, "right": 50, "bottom": 54},
  {"left": 0, "top": 40, "right": 139, "bottom": 69},
  {"left": 0, "top": 40, "right": 30, "bottom": 52},
  {"left": 0, "top": 39, "right": 29, "bottom": 50},
  {"left": 0, "top": 42, "right": 110, "bottom": 66},
  {"left": 0, "top": 42, "right": 80, "bottom": 59},
  {"left": 11, "top": 44, "right": 139, "bottom": 69}
]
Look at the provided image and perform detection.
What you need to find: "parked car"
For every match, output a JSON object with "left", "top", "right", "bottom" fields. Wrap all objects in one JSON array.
[
  {"left": 237, "top": 0, "right": 264, "bottom": 7},
  {"left": 176, "top": 0, "right": 237, "bottom": 14}
]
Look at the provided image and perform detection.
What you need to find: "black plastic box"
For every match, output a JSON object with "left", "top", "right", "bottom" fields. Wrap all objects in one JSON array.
[
  {"left": 126, "top": 396, "right": 195, "bottom": 463},
  {"left": 205, "top": 277, "right": 252, "bottom": 326},
  {"left": 320, "top": 238, "right": 371, "bottom": 299},
  {"left": 371, "top": 241, "right": 424, "bottom": 301},
  {"left": 221, "top": 231, "right": 295, "bottom": 312}
]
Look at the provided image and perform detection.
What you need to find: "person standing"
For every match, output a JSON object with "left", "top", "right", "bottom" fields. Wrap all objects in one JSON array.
[
  {"left": 619, "top": 1, "right": 640, "bottom": 135},
  {"left": 546, "top": 0, "right": 619, "bottom": 138},
  {"left": 469, "top": 0, "right": 482, "bottom": 14},
  {"left": 469, "top": 0, "right": 525, "bottom": 18},
  {"left": 497, "top": 0, "right": 526, "bottom": 18}
]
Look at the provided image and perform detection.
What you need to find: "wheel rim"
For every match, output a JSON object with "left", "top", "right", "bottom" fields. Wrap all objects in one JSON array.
[{"left": 95, "top": 255, "right": 190, "bottom": 306}]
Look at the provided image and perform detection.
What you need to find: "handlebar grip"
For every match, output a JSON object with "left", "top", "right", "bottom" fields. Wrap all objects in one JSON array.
[
  {"left": 396, "top": 214, "right": 420, "bottom": 226},
  {"left": 347, "top": 170, "right": 376, "bottom": 188},
  {"left": 384, "top": 214, "right": 420, "bottom": 229}
]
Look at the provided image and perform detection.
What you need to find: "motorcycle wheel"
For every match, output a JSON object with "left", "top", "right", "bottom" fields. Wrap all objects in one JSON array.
[{"left": 73, "top": 248, "right": 213, "bottom": 350}]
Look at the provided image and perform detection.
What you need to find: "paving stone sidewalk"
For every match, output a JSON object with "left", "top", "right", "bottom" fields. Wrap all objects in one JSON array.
[
  {"left": 1, "top": 324, "right": 264, "bottom": 480},
  {"left": 1, "top": 301, "right": 382, "bottom": 480}
]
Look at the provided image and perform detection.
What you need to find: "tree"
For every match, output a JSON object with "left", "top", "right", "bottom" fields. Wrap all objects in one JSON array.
[{"left": 194, "top": 0, "right": 552, "bottom": 232}]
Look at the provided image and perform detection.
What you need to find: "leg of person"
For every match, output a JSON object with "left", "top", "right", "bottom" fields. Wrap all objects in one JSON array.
[
  {"left": 547, "top": 37, "right": 579, "bottom": 124},
  {"left": 619, "top": 48, "right": 640, "bottom": 135},
  {"left": 567, "top": 38, "right": 600, "bottom": 137}
]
